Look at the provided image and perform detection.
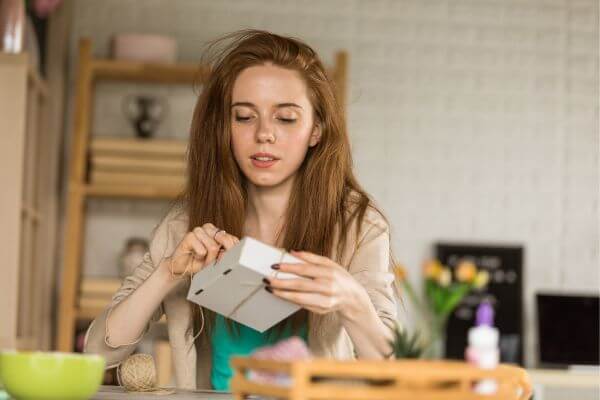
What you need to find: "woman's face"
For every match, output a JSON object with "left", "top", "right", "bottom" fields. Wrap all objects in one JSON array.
[{"left": 230, "top": 63, "right": 321, "bottom": 189}]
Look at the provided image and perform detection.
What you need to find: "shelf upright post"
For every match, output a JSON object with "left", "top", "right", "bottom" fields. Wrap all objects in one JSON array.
[{"left": 56, "top": 38, "right": 94, "bottom": 352}]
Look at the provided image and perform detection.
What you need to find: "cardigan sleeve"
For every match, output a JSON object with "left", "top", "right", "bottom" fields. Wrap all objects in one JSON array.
[
  {"left": 346, "top": 209, "right": 397, "bottom": 334},
  {"left": 83, "top": 206, "right": 186, "bottom": 368}
]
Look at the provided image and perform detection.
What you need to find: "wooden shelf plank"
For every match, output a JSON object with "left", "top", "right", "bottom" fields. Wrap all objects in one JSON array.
[
  {"left": 91, "top": 136, "right": 187, "bottom": 158},
  {"left": 92, "top": 155, "right": 185, "bottom": 174},
  {"left": 85, "top": 183, "right": 182, "bottom": 199},
  {"left": 77, "top": 308, "right": 103, "bottom": 320},
  {"left": 91, "top": 59, "right": 209, "bottom": 85},
  {"left": 77, "top": 306, "right": 106, "bottom": 320},
  {"left": 80, "top": 277, "right": 121, "bottom": 296},
  {"left": 90, "top": 171, "right": 185, "bottom": 187}
]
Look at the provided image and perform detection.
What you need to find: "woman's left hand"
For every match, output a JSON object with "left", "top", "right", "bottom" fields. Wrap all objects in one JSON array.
[{"left": 265, "top": 250, "right": 369, "bottom": 320}]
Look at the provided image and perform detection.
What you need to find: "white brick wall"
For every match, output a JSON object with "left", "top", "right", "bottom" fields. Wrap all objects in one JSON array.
[{"left": 66, "top": 0, "right": 599, "bottom": 366}]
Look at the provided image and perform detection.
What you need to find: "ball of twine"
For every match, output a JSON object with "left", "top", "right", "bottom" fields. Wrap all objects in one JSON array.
[{"left": 118, "top": 353, "right": 157, "bottom": 392}]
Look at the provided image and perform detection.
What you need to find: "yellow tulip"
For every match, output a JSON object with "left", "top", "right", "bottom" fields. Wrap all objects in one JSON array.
[
  {"left": 423, "top": 259, "right": 443, "bottom": 280},
  {"left": 437, "top": 268, "right": 451, "bottom": 287},
  {"left": 474, "top": 270, "right": 490, "bottom": 289},
  {"left": 393, "top": 264, "right": 407, "bottom": 282},
  {"left": 456, "top": 260, "right": 477, "bottom": 283}
]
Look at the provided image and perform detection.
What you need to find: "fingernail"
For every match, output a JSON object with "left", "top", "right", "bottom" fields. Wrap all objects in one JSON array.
[
  {"left": 265, "top": 286, "right": 273, "bottom": 293},
  {"left": 262, "top": 278, "right": 270, "bottom": 285},
  {"left": 271, "top": 264, "right": 280, "bottom": 270}
]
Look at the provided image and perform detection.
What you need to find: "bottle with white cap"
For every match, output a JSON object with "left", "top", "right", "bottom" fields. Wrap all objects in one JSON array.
[{"left": 465, "top": 301, "right": 499, "bottom": 394}]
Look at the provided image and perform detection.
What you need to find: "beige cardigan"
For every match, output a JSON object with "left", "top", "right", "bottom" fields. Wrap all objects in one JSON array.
[{"left": 84, "top": 204, "right": 397, "bottom": 390}]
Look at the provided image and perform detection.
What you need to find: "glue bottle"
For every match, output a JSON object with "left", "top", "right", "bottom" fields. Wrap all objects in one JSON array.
[{"left": 465, "top": 301, "right": 499, "bottom": 394}]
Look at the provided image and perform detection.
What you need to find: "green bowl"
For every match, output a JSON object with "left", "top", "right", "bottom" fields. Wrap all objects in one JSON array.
[{"left": 0, "top": 351, "right": 105, "bottom": 400}]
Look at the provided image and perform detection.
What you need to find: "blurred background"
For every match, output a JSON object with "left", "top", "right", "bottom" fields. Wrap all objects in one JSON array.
[{"left": 0, "top": 1, "right": 598, "bottom": 399}]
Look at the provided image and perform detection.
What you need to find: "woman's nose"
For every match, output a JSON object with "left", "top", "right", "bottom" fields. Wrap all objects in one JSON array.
[{"left": 256, "top": 119, "right": 276, "bottom": 143}]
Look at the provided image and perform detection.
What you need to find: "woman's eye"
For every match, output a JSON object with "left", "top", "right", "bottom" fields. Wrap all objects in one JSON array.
[
  {"left": 235, "top": 115, "right": 253, "bottom": 122},
  {"left": 278, "top": 117, "right": 297, "bottom": 124}
]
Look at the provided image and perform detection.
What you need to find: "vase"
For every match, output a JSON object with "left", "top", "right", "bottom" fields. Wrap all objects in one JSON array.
[
  {"left": 424, "top": 315, "right": 447, "bottom": 359},
  {"left": 122, "top": 95, "right": 168, "bottom": 139}
]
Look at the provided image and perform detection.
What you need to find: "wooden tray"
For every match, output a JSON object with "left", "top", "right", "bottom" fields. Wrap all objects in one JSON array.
[{"left": 231, "top": 358, "right": 532, "bottom": 400}]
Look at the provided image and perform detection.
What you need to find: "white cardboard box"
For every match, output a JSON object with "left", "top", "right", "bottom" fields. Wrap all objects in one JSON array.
[{"left": 186, "top": 237, "right": 303, "bottom": 332}]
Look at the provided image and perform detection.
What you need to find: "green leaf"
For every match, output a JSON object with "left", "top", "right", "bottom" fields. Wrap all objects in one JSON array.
[
  {"left": 439, "top": 283, "right": 472, "bottom": 317},
  {"left": 388, "top": 324, "right": 426, "bottom": 359}
]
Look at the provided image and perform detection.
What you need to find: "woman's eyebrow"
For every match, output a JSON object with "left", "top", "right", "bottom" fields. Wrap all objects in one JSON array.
[
  {"left": 230, "top": 102, "right": 303, "bottom": 110},
  {"left": 275, "top": 102, "right": 303, "bottom": 109}
]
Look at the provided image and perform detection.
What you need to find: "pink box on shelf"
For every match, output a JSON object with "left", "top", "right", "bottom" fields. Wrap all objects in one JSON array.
[{"left": 111, "top": 33, "right": 177, "bottom": 63}]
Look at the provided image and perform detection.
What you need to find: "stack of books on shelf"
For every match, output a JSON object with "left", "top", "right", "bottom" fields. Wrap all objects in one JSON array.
[{"left": 89, "top": 137, "right": 187, "bottom": 187}]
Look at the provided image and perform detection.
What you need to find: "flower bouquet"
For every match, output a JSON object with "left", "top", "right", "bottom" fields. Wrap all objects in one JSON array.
[{"left": 393, "top": 259, "right": 489, "bottom": 358}]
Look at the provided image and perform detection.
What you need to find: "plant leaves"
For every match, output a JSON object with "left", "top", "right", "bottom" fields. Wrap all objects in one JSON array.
[{"left": 439, "top": 283, "right": 472, "bottom": 317}]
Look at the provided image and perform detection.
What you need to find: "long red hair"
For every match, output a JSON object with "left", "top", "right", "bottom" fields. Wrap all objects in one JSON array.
[{"left": 180, "top": 30, "right": 386, "bottom": 334}]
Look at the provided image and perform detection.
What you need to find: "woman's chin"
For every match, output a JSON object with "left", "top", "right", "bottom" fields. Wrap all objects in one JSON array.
[
  {"left": 245, "top": 172, "right": 292, "bottom": 189},
  {"left": 248, "top": 178, "right": 282, "bottom": 188}
]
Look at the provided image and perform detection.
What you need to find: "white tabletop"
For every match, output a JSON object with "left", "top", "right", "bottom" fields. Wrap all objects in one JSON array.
[{"left": 92, "top": 386, "right": 234, "bottom": 400}]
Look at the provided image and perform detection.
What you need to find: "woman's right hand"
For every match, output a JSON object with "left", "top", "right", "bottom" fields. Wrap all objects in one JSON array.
[{"left": 165, "top": 223, "right": 240, "bottom": 277}]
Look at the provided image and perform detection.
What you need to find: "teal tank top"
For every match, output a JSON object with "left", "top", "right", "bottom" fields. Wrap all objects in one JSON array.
[{"left": 210, "top": 314, "right": 307, "bottom": 391}]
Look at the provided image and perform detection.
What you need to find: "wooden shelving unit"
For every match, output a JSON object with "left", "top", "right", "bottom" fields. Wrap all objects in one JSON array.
[
  {"left": 56, "top": 38, "right": 348, "bottom": 352},
  {"left": 0, "top": 52, "right": 55, "bottom": 351}
]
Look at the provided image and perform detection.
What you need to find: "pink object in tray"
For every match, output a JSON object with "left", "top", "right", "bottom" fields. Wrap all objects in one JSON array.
[{"left": 249, "top": 336, "right": 312, "bottom": 387}]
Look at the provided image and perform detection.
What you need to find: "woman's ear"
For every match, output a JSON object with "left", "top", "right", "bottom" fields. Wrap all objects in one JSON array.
[{"left": 308, "top": 123, "right": 322, "bottom": 147}]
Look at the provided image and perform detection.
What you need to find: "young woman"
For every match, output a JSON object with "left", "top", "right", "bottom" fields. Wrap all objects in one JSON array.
[{"left": 85, "top": 30, "right": 397, "bottom": 391}]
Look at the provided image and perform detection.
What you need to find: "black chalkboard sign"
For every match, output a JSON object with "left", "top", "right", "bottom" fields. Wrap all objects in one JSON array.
[{"left": 436, "top": 243, "right": 524, "bottom": 365}]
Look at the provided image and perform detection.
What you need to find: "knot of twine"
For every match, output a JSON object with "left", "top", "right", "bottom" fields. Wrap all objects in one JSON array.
[{"left": 118, "top": 353, "right": 157, "bottom": 392}]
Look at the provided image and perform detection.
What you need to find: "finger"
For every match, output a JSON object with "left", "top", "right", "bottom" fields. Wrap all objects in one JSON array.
[
  {"left": 202, "top": 223, "right": 232, "bottom": 242},
  {"left": 202, "top": 222, "right": 218, "bottom": 233},
  {"left": 214, "top": 231, "right": 239, "bottom": 250},
  {"left": 275, "top": 263, "right": 331, "bottom": 279},
  {"left": 266, "top": 277, "right": 334, "bottom": 296},
  {"left": 183, "top": 232, "right": 208, "bottom": 259},
  {"left": 270, "top": 288, "right": 336, "bottom": 310},
  {"left": 200, "top": 223, "right": 239, "bottom": 251},
  {"left": 290, "top": 250, "right": 339, "bottom": 268},
  {"left": 170, "top": 235, "right": 206, "bottom": 273},
  {"left": 190, "top": 254, "right": 204, "bottom": 274},
  {"left": 193, "top": 227, "right": 221, "bottom": 266}
]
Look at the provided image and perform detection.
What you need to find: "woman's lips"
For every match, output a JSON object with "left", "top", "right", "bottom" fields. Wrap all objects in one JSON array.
[
  {"left": 250, "top": 153, "right": 279, "bottom": 169},
  {"left": 251, "top": 158, "right": 278, "bottom": 168}
]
